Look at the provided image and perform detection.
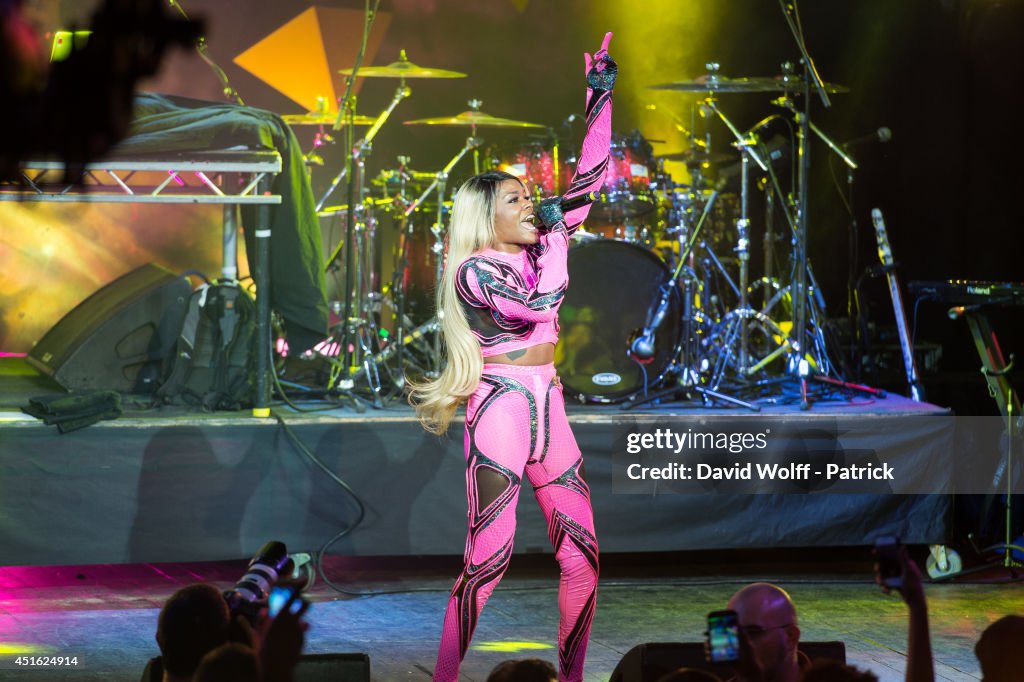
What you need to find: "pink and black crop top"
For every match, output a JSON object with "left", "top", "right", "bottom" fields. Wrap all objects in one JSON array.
[{"left": 455, "top": 75, "right": 613, "bottom": 357}]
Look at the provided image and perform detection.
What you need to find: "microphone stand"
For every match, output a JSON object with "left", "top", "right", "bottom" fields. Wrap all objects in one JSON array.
[
  {"left": 168, "top": 0, "right": 244, "bottom": 105},
  {"left": 777, "top": 0, "right": 831, "bottom": 409},
  {"left": 321, "top": 0, "right": 380, "bottom": 409},
  {"left": 398, "top": 133, "right": 483, "bottom": 377}
]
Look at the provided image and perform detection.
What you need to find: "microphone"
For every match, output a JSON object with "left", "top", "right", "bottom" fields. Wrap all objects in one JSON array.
[
  {"left": 948, "top": 303, "right": 984, "bottom": 320},
  {"left": 630, "top": 284, "right": 674, "bottom": 360},
  {"left": 843, "top": 127, "right": 892, "bottom": 148},
  {"left": 560, "top": 191, "right": 598, "bottom": 213}
]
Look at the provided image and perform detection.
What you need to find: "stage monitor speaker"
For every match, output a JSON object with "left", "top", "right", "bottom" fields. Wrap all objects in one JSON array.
[
  {"left": 294, "top": 653, "right": 370, "bottom": 682},
  {"left": 26, "top": 263, "right": 191, "bottom": 393},
  {"left": 143, "top": 652, "right": 370, "bottom": 682},
  {"left": 609, "top": 640, "right": 846, "bottom": 682}
]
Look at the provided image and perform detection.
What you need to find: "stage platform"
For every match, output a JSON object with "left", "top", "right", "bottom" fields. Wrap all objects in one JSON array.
[{"left": 0, "top": 357, "right": 954, "bottom": 568}]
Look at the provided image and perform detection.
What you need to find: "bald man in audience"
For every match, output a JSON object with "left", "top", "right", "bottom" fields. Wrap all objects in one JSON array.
[
  {"left": 975, "top": 615, "right": 1024, "bottom": 682},
  {"left": 725, "top": 583, "right": 806, "bottom": 682}
]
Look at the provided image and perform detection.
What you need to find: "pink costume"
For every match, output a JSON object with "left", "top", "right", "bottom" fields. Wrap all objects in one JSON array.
[{"left": 433, "top": 40, "right": 615, "bottom": 682}]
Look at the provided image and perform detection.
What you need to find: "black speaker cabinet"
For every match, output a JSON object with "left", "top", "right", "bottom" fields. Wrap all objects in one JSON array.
[
  {"left": 144, "top": 652, "right": 369, "bottom": 682},
  {"left": 610, "top": 641, "right": 846, "bottom": 682},
  {"left": 294, "top": 653, "right": 371, "bottom": 682},
  {"left": 27, "top": 263, "right": 190, "bottom": 393}
]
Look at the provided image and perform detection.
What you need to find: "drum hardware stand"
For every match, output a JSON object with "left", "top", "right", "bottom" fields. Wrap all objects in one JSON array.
[
  {"left": 777, "top": 0, "right": 835, "bottom": 409},
  {"left": 393, "top": 133, "right": 482, "bottom": 378},
  {"left": 623, "top": 190, "right": 760, "bottom": 413},
  {"left": 698, "top": 97, "right": 778, "bottom": 390},
  {"left": 765, "top": 87, "right": 879, "bottom": 406},
  {"left": 316, "top": 83, "right": 411, "bottom": 213},
  {"left": 317, "top": 81, "right": 410, "bottom": 405}
]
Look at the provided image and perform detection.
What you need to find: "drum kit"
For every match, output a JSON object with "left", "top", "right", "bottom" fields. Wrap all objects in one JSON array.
[{"left": 280, "top": 49, "right": 862, "bottom": 410}]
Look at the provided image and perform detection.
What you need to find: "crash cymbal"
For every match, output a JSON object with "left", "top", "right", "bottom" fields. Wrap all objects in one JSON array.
[
  {"left": 282, "top": 112, "right": 376, "bottom": 126},
  {"left": 659, "top": 149, "right": 736, "bottom": 165},
  {"left": 339, "top": 49, "right": 467, "bottom": 79},
  {"left": 650, "top": 74, "right": 848, "bottom": 94},
  {"left": 650, "top": 75, "right": 785, "bottom": 93},
  {"left": 404, "top": 110, "right": 545, "bottom": 129}
]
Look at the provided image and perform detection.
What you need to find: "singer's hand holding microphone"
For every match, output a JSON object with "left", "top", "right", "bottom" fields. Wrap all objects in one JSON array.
[{"left": 535, "top": 192, "right": 598, "bottom": 233}]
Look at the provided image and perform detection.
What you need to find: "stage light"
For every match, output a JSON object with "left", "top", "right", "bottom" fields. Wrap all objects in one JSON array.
[{"left": 587, "top": 3, "right": 724, "bottom": 185}]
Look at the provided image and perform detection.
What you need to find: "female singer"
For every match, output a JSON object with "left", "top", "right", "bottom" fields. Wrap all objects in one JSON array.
[{"left": 409, "top": 32, "right": 616, "bottom": 682}]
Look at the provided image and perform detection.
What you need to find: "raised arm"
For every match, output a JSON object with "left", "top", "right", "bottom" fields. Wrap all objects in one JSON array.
[{"left": 562, "top": 32, "right": 616, "bottom": 233}]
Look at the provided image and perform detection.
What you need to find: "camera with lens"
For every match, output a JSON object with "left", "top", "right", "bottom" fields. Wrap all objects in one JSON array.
[{"left": 223, "top": 540, "right": 297, "bottom": 622}]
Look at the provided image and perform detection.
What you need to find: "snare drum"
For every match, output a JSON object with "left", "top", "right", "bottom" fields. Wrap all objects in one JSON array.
[{"left": 554, "top": 240, "right": 682, "bottom": 403}]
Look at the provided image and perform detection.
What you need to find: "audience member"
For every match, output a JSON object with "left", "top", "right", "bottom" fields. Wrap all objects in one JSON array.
[
  {"left": 874, "top": 546, "right": 933, "bottom": 682},
  {"left": 486, "top": 657, "right": 557, "bottom": 682},
  {"left": 726, "top": 582, "right": 805, "bottom": 682},
  {"left": 153, "top": 583, "right": 230, "bottom": 682},
  {"left": 974, "top": 615, "right": 1024, "bottom": 682},
  {"left": 193, "top": 642, "right": 262, "bottom": 682}
]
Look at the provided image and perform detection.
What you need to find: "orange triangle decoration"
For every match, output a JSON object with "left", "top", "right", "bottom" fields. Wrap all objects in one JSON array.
[
  {"left": 511, "top": 0, "right": 529, "bottom": 12},
  {"left": 234, "top": 7, "right": 392, "bottom": 114}
]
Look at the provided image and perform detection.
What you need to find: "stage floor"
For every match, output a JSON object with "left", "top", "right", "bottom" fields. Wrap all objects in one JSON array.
[{"left": 0, "top": 550, "right": 1014, "bottom": 681}]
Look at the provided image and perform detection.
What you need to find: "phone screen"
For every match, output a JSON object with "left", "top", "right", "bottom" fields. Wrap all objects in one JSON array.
[
  {"left": 707, "top": 610, "right": 740, "bottom": 663},
  {"left": 267, "top": 586, "right": 303, "bottom": 618},
  {"left": 875, "top": 536, "right": 903, "bottom": 588}
]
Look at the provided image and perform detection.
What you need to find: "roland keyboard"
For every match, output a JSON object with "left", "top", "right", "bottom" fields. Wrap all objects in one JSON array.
[{"left": 907, "top": 280, "right": 1024, "bottom": 306}]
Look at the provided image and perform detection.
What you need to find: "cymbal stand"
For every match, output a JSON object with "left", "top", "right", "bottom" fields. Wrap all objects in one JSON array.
[
  {"left": 398, "top": 133, "right": 482, "bottom": 378},
  {"left": 320, "top": 84, "right": 411, "bottom": 407},
  {"left": 316, "top": 83, "right": 411, "bottom": 213},
  {"left": 777, "top": 0, "right": 835, "bottom": 408},
  {"left": 768, "top": 82, "right": 876, "bottom": 405},
  {"left": 699, "top": 97, "right": 772, "bottom": 389}
]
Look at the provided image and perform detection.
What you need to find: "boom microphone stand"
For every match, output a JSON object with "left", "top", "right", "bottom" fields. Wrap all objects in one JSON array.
[{"left": 777, "top": 0, "right": 829, "bottom": 409}]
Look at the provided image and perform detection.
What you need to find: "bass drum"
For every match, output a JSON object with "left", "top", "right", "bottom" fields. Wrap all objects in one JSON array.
[{"left": 555, "top": 240, "right": 681, "bottom": 403}]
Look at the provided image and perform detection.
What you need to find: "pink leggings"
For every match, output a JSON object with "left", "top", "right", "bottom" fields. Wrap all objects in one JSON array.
[{"left": 434, "top": 363, "right": 599, "bottom": 682}]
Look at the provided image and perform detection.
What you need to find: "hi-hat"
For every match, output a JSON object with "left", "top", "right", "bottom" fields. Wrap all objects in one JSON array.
[
  {"left": 404, "top": 109, "right": 545, "bottom": 129},
  {"left": 339, "top": 49, "right": 467, "bottom": 79},
  {"left": 282, "top": 112, "right": 376, "bottom": 126}
]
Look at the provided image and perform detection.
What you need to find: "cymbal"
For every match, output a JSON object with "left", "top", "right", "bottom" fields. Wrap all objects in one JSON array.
[
  {"left": 404, "top": 110, "right": 545, "bottom": 129},
  {"left": 650, "top": 75, "right": 785, "bottom": 93},
  {"left": 649, "top": 74, "right": 848, "bottom": 94},
  {"left": 282, "top": 112, "right": 376, "bottom": 126},
  {"left": 659, "top": 149, "right": 735, "bottom": 165},
  {"left": 339, "top": 49, "right": 466, "bottom": 79}
]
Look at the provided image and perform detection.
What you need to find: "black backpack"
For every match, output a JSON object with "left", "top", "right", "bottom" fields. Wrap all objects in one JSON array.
[{"left": 156, "top": 280, "right": 257, "bottom": 410}]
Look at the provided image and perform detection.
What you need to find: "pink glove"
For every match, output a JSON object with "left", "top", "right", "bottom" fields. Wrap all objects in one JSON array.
[{"left": 584, "top": 32, "right": 617, "bottom": 91}]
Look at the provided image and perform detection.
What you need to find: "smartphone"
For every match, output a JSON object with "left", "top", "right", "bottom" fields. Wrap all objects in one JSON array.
[
  {"left": 875, "top": 536, "right": 903, "bottom": 589},
  {"left": 706, "top": 609, "right": 741, "bottom": 663},
  {"left": 267, "top": 585, "right": 307, "bottom": 618}
]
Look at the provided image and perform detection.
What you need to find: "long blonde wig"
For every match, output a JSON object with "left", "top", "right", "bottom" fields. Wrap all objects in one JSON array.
[{"left": 408, "top": 170, "right": 521, "bottom": 435}]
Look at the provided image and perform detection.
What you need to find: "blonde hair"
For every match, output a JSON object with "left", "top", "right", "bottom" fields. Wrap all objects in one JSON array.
[{"left": 408, "top": 171, "right": 520, "bottom": 434}]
